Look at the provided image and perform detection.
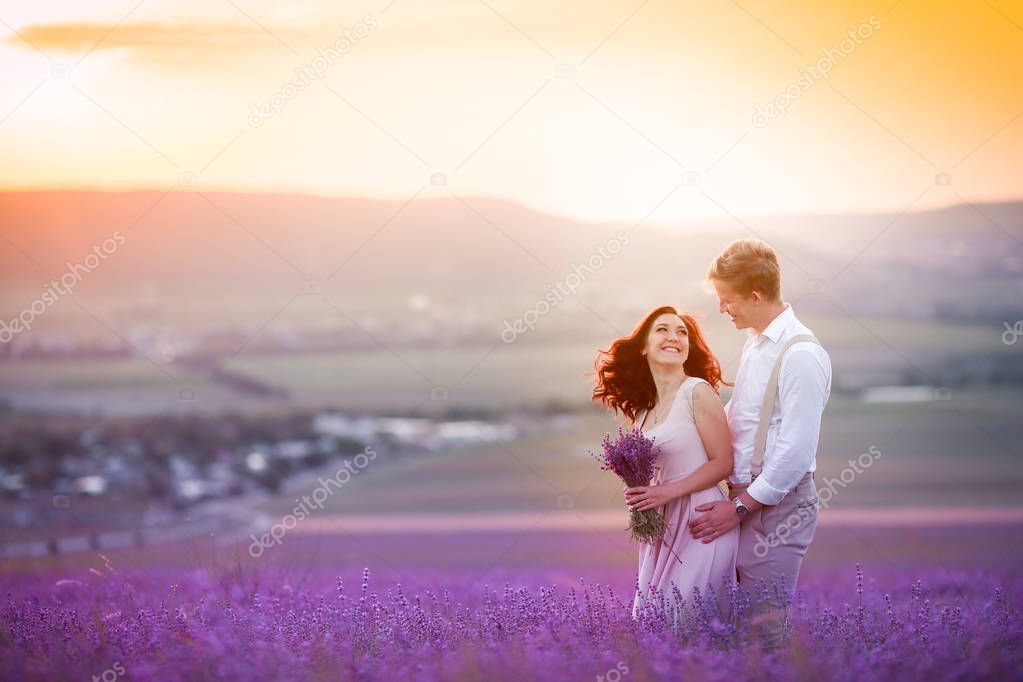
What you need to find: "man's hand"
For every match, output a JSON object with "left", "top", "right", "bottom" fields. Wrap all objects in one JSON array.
[
  {"left": 688, "top": 500, "right": 739, "bottom": 543},
  {"left": 624, "top": 483, "right": 677, "bottom": 513}
]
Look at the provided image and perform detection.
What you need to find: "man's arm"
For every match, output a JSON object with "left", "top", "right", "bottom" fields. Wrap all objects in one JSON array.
[
  {"left": 689, "top": 341, "right": 829, "bottom": 544},
  {"left": 746, "top": 346, "right": 830, "bottom": 506}
]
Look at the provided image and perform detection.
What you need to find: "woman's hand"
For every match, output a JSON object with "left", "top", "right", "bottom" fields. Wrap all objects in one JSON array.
[{"left": 624, "top": 483, "right": 678, "bottom": 513}]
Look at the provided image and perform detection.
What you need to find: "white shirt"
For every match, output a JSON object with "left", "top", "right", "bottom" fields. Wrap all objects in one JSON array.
[{"left": 725, "top": 304, "right": 831, "bottom": 506}]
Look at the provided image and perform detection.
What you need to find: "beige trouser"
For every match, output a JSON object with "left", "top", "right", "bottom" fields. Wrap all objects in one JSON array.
[{"left": 728, "top": 472, "right": 818, "bottom": 649}]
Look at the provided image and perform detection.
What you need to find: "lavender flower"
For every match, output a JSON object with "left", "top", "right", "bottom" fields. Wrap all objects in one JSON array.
[
  {"left": 592, "top": 426, "right": 666, "bottom": 544},
  {"left": 1, "top": 565, "right": 1020, "bottom": 680}
]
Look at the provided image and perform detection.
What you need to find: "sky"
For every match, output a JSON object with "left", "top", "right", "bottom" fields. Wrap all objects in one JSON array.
[{"left": 0, "top": 0, "right": 1021, "bottom": 223}]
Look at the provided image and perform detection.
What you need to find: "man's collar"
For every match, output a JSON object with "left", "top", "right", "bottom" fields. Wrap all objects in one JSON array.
[{"left": 750, "top": 303, "right": 794, "bottom": 344}]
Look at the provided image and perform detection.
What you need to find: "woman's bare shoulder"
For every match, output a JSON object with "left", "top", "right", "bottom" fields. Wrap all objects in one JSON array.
[{"left": 689, "top": 378, "right": 723, "bottom": 415}]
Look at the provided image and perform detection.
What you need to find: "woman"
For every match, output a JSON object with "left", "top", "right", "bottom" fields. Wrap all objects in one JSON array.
[{"left": 592, "top": 306, "right": 738, "bottom": 629}]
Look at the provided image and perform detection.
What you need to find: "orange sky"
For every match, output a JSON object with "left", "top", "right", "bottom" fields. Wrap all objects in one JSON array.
[{"left": 0, "top": 0, "right": 1021, "bottom": 222}]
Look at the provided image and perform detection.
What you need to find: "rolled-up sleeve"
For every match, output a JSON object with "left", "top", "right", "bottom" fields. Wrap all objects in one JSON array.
[{"left": 747, "top": 346, "right": 830, "bottom": 506}]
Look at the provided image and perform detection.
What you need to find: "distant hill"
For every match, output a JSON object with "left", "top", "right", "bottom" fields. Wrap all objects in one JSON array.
[{"left": 0, "top": 190, "right": 1020, "bottom": 333}]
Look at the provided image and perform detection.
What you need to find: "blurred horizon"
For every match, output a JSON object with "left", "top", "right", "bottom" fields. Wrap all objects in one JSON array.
[{"left": 2, "top": 184, "right": 1022, "bottom": 224}]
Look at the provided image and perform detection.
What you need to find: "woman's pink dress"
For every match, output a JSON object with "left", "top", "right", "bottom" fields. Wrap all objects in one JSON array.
[{"left": 632, "top": 376, "right": 739, "bottom": 627}]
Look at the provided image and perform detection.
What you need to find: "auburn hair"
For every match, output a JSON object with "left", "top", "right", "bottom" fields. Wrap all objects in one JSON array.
[{"left": 592, "top": 306, "right": 728, "bottom": 423}]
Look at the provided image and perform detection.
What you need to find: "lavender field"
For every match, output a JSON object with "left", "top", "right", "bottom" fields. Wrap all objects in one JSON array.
[
  {"left": 3, "top": 523, "right": 1022, "bottom": 682},
  {"left": 3, "top": 405, "right": 1023, "bottom": 681}
]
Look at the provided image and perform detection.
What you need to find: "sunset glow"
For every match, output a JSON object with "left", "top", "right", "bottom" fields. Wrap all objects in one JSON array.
[{"left": 1, "top": 0, "right": 1020, "bottom": 222}]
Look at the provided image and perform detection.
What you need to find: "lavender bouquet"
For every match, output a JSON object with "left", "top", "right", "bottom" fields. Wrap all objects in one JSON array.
[{"left": 592, "top": 426, "right": 666, "bottom": 544}]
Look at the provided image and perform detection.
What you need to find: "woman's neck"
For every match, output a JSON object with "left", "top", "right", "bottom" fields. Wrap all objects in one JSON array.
[{"left": 650, "top": 366, "right": 686, "bottom": 407}]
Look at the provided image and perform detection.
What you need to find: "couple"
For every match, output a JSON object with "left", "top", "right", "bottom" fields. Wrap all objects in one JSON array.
[{"left": 592, "top": 238, "right": 832, "bottom": 648}]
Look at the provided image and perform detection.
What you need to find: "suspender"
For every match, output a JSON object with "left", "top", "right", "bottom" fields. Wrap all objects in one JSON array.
[{"left": 751, "top": 334, "right": 820, "bottom": 475}]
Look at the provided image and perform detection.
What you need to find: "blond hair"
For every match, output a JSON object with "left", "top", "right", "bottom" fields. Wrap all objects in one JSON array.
[{"left": 706, "top": 238, "right": 781, "bottom": 301}]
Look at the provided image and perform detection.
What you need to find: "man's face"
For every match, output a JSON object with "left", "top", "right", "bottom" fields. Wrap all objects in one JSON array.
[{"left": 713, "top": 279, "right": 756, "bottom": 330}]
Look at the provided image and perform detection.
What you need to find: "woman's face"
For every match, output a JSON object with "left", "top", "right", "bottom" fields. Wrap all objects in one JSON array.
[{"left": 643, "top": 313, "right": 689, "bottom": 368}]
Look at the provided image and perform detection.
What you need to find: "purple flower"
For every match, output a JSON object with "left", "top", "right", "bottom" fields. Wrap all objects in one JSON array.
[
  {"left": 591, "top": 427, "right": 666, "bottom": 543},
  {"left": 591, "top": 426, "right": 662, "bottom": 488}
]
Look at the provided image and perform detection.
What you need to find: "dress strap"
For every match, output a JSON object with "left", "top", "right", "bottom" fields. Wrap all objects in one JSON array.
[{"left": 681, "top": 375, "right": 707, "bottom": 417}]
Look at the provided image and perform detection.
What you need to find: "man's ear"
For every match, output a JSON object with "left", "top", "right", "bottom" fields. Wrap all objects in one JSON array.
[{"left": 750, "top": 290, "right": 763, "bottom": 305}]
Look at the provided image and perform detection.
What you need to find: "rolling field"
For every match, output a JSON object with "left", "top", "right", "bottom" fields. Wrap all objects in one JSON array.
[{"left": 0, "top": 314, "right": 1014, "bottom": 414}]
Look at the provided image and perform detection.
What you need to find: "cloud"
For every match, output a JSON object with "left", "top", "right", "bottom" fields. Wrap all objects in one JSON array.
[{"left": 7, "top": 21, "right": 300, "bottom": 55}]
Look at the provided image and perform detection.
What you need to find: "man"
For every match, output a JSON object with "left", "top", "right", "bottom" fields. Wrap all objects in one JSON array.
[{"left": 688, "top": 237, "right": 832, "bottom": 650}]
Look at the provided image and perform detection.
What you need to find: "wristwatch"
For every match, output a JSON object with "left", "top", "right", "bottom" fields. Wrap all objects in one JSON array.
[{"left": 734, "top": 498, "right": 749, "bottom": 520}]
